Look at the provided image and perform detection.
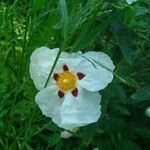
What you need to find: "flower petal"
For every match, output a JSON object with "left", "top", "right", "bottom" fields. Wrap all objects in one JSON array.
[
  {"left": 60, "top": 87, "right": 101, "bottom": 129},
  {"left": 78, "top": 69, "right": 113, "bottom": 91},
  {"left": 35, "top": 85, "right": 63, "bottom": 127},
  {"left": 53, "top": 57, "right": 84, "bottom": 74},
  {"left": 30, "top": 46, "right": 59, "bottom": 90},
  {"left": 83, "top": 51, "right": 115, "bottom": 71},
  {"left": 78, "top": 51, "right": 115, "bottom": 91}
]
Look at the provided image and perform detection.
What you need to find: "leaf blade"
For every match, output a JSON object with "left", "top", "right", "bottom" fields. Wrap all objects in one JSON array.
[
  {"left": 60, "top": 0, "right": 68, "bottom": 40},
  {"left": 73, "top": 9, "right": 122, "bottom": 52},
  {"left": 131, "top": 85, "right": 150, "bottom": 101}
]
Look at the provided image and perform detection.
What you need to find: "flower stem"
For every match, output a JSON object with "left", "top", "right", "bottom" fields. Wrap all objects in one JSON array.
[{"left": 44, "top": 48, "right": 62, "bottom": 88}]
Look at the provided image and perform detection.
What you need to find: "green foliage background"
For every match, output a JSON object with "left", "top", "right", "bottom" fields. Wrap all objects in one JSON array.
[{"left": 0, "top": 0, "right": 150, "bottom": 149}]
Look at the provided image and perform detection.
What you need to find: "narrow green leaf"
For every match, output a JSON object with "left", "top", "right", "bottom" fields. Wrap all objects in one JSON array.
[
  {"left": 30, "top": 0, "right": 45, "bottom": 13},
  {"left": 44, "top": 49, "right": 62, "bottom": 88},
  {"left": 125, "top": 6, "right": 149, "bottom": 24},
  {"left": 48, "top": 134, "right": 61, "bottom": 148},
  {"left": 73, "top": 9, "right": 122, "bottom": 52},
  {"left": 32, "top": 122, "right": 52, "bottom": 136},
  {"left": 112, "top": 19, "right": 133, "bottom": 65},
  {"left": 131, "top": 85, "right": 150, "bottom": 101},
  {"left": 133, "top": 127, "right": 150, "bottom": 139},
  {"left": 114, "top": 84, "right": 127, "bottom": 103},
  {"left": 115, "top": 105, "right": 131, "bottom": 116},
  {"left": 118, "top": 140, "right": 141, "bottom": 150},
  {"left": 60, "top": 0, "right": 68, "bottom": 40}
]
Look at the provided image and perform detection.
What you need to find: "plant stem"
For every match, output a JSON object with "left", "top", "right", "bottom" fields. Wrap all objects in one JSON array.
[
  {"left": 10, "top": 13, "right": 16, "bottom": 63},
  {"left": 44, "top": 48, "right": 62, "bottom": 88},
  {"left": 19, "top": 14, "right": 29, "bottom": 79}
]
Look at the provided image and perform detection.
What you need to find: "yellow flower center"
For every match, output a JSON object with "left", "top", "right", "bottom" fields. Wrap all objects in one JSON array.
[{"left": 56, "top": 71, "right": 77, "bottom": 91}]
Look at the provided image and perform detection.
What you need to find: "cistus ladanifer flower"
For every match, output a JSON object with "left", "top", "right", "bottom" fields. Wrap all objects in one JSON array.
[{"left": 30, "top": 47, "right": 115, "bottom": 131}]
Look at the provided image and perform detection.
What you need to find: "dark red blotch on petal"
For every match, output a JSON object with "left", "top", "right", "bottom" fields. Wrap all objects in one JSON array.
[
  {"left": 53, "top": 73, "right": 59, "bottom": 81},
  {"left": 58, "top": 90, "right": 65, "bottom": 98},
  {"left": 77, "top": 72, "right": 85, "bottom": 80},
  {"left": 71, "top": 88, "right": 78, "bottom": 97},
  {"left": 63, "top": 64, "right": 69, "bottom": 71}
]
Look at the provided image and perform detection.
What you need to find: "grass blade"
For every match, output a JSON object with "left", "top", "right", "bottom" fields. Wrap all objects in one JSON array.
[
  {"left": 73, "top": 9, "right": 122, "bottom": 52},
  {"left": 60, "top": 0, "right": 68, "bottom": 40}
]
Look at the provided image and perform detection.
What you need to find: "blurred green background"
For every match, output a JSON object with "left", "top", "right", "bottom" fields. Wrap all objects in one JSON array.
[{"left": 0, "top": 0, "right": 150, "bottom": 149}]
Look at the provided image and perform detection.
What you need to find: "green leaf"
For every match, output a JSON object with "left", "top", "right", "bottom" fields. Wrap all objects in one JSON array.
[
  {"left": 32, "top": 122, "right": 53, "bottom": 136},
  {"left": 30, "top": 0, "right": 45, "bottom": 13},
  {"left": 73, "top": 9, "right": 122, "bottom": 52},
  {"left": 115, "top": 105, "right": 131, "bottom": 116},
  {"left": 118, "top": 140, "right": 141, "bottom": 150},
  {"left": 112, "top": 19, "right": 133, "bottom": 65},
  {"left": 48, "top": 134, "right": 61, "bottom": 148},
  {"left": 60, "top": 0, "right": 68, "bottom": 40},
  {"left": 125, "top": 6, "right": 149, "bottom": 23},
  {"left": 114, "top": 84, "right": 127, "bottom": 103},
  {"left": 133, "top": 127, "right": 150, "bottom": 139},
  {"left": 131, "top": 85, "right": 150, "bottom": 101}
]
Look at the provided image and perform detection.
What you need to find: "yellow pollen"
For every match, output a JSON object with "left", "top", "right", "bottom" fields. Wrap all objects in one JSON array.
[
  {"left": 56, "top": 71, "right": 77, "bottom": 91},
  {"left": 63, "top": 79, "right": 68, "bottom": 83}
]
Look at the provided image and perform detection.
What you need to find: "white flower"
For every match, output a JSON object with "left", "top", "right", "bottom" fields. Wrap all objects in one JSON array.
[
  {"left": 30, "top": 47, "right": 115, "bottom": 131},
  {"left": 125, "top": 0, "right": 137, "bottom": 4}
]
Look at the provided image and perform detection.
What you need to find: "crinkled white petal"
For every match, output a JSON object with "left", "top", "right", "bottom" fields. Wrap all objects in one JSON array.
[
  {"left": 60, "top": 87, "right": 101, "bottom": 130},
  {"left": 83, "top": 51, "right": 115, "bottom": 71},
  {"left": 35, "top": 85, "right": 63, "bottom": 126},
  {"left": 52, "top": 58, "right": 83, "bottom": 74},
  {"left": 125, "top": 0, "right": 137, "bottom": 4},
  {"left": 35, "top": 85, "right": 101, "bottom": 131},
  {"left": 30, "top": 46, "right": 59, "bottom": 90},
  {"left": 78, "top": 68, "right": 113, "bottom": 91},
  {"left": 79, "top": 51, "right": 115, "bottom": 91}
]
